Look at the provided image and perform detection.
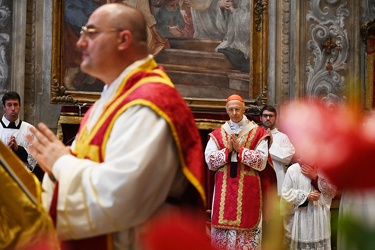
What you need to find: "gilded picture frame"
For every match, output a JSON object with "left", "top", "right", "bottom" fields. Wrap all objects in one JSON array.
[
  {"left": 361, "top": 18, "right": 375, "bottom": 109},
  {"left": 51, "top": 0, "right": 269, "bottom": 112}
]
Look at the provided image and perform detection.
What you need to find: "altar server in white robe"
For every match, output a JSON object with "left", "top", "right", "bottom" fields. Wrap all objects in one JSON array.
[
  {"left": 281, "top": 160, "right": 336, "bottom": 250},
  {"left": 1, "top": 91, "right": 37, "bottom": 170},
  {"left": 260, "top": 104, "right": 295, "bottom": 196}
]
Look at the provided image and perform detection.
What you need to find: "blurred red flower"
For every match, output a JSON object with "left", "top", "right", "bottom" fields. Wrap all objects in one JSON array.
[
  {"left": 141, "top": 208, "right": 212, "bottom": 250},
  {"left": 279, "top": 99, "right": 375, "bottom": 190}
]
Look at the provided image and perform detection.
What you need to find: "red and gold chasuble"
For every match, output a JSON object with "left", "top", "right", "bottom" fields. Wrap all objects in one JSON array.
[
  {"left": 209, "top": 123, "right": 275, "bottom": 230},
  {"left": 51, "top": 59, "right": 206, "bottom": 249}
]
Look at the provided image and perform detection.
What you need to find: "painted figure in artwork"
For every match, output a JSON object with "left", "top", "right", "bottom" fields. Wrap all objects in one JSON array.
[
  {"left": 190, "top": 0, "right": 250, "bottom": 72},
  {"left": 63, "top": 0, "right": 107, "bottom": 91},
  {"left": 121, "top": 0, "right": 170, "bottom": 55},
  {"left": 154, "top": 0, "right": 194, "bottom": 38},
  {"left": 63, "top": 0, "right": 171, "bottom": 92},
  {"left": 155, "top": 0, "right": 186, "bottom": 38}
]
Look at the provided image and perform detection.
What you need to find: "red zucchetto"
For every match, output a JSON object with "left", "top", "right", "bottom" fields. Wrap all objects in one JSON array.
[{"left": 226, "top": 94, "right": 244, "bottom": 103}]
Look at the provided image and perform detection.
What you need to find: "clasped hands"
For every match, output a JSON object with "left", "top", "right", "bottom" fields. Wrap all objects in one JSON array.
[
  {"left": 26, "top": 123, "right": 72, "bottom": 176},
  {"left": 7, "top": 135, "right": 18, "bottom": 151},
  {"left": 307, "top": 190, "right": 321, "bottom": 201},
  {"left": 301, "top": 163, "right": 321, "bottom": 201},
  {"left": 228, "top": 134, "right": 240, "bottom": 153}
]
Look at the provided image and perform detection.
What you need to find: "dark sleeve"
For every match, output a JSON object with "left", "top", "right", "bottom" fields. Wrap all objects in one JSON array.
[
  {"left": 14, "top": 145, "right": 28, "bottom": 163},
  {"left": 311, "top": 177, "right": 320, "bottom": 191},
  {"left": 298, "top": 199, "right": 309, "bottom": 207},
  {"left": 299, "top": 178, "right": 319, "bottom": 207}
]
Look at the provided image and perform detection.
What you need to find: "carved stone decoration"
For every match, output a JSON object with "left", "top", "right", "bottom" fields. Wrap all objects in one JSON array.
[
  {"left": 254, "top": 0, "right": 268, "bottom": 32},
  {"left": 24, "top": 0, "right": 36, "bottom": 123},
  {"left": 306, "top": 0, "right": 349, "bottom": 106},
  {"left": 0, "top": 1, "right": 11, "bottom": 91},
  {"left": 281, "top": 0, "right": 291, "bottom": 101}
]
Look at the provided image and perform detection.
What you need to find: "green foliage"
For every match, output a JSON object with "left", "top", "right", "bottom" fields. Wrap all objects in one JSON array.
[{"left": 338, "top": 215, "right": 375, "bottom": 250}]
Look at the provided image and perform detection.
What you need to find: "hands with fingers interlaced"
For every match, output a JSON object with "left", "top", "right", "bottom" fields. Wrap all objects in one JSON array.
[
  {"left": 26, "top": 122, "right": 72, "bottom": 176},
  {"left": 307, "top": 190, "right": 321, "bottom": 201},
  {"left": 228, "top": 134, "right": 240, "bottom": 153},
  {"left": 7, "top": 135, "right": 18, "bottom": 151}
]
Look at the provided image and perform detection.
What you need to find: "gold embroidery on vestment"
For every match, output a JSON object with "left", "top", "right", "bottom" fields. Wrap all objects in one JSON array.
[
  {"left": 244, "top": 127, "right": 257, "bottom": 149},
  {"left": 221, "top": 127, "right": 229, "bottom": 148},
  {"left": 217, "top": 127, "right": 259, "bottom": 226}
]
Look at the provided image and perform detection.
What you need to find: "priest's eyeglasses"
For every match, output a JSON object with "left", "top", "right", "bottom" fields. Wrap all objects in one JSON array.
[{"left": 80, "top": 26, "right": 122, "bottom": 39}]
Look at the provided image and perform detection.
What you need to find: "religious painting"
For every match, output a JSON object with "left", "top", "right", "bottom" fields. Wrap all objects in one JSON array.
[
  {"left": 51, "top": 0, "right": 104, "bottom": 104},
  {"left": 51, "top": 0, "right": 269, "bottom": 111}
]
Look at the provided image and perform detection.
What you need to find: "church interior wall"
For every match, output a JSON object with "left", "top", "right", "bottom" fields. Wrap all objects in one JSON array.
[
  {"left": 0, "top": 0, "right": 374, "bottom": 248},
  {"left": 0, "top": 0, "right": 373, "bottom": 130}
]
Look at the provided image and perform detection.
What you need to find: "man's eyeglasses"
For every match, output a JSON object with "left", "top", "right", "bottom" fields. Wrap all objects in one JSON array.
[
  {"left": 261, "top": 114, "right": 275, "bottom": 118},
  {"left": 80, "top": 26, "right": 122, "bottom": 39}
]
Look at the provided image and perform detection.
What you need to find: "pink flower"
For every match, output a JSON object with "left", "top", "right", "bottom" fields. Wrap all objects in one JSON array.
[
  {"left": 141, "top": 209, "right": 212, "bottom": 250},
  {"left": 279, "top": 99, "right": 375, "bottom": 190}
]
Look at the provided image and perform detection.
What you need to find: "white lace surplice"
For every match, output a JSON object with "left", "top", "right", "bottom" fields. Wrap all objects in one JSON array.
[
  {"left": 268, "top": 128, "right": 295, "bottom": 195},
  {"left": 281, "top": 163, "right": 336, "bottom": 250}
]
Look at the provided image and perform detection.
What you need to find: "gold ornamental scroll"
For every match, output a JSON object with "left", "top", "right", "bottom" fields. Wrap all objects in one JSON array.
[{"left": 0, "top": 141, "right": 59, "bottom": 249}]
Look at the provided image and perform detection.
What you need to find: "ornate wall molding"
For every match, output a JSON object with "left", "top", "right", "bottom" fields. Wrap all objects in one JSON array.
[
  {"left": 11, "top": 0, "right": 27, "bottom": 105},
  {"left": 0, "top": 1, "right": 11, "bottom": 92},
  {"left": 254, "top": 0, "right": 268, "bottom": 32},
  {"left": 0, "top": 0, "right": 27, "bottom": 118},
  {"left": 272, "top": 0, "right": 292, "bottom": 104},
  {"left": 281, "top": 0, "right": 291, "bottom": 101},
  {"left": 24, "top": 0, "right": 36, "bottom": 123},
  {"left": 306, "top": 0, "right": 349, "bottom": 106}
]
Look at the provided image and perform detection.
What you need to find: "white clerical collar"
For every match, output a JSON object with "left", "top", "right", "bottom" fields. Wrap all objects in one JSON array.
[
  {"left": 229, "top": 115, "right": 248, "bottom": 134},
  {"left": 2, "top": 115, "right": 20, "bottom": 127},
  {"left": 270, "top": 127, "right": 279, "bottom": 134},
  {"left": 86, "top": 55, "right": 154, "bottom": 130},
  {"left": 101, "top": 55, "right": 154, "bottom": 100}
]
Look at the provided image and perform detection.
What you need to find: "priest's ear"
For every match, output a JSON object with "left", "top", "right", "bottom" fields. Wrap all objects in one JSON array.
[{"left": 118, "top": 30, "right": 132, "bottom": 49}]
